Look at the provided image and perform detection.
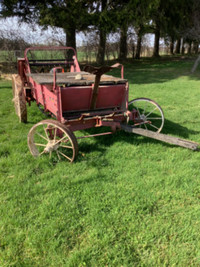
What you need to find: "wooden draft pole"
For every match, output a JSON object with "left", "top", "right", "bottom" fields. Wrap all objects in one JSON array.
[{"left": 121, "top": 125, "right": 200, "bottom": 151}]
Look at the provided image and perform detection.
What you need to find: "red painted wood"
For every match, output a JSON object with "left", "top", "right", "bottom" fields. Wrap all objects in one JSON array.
[
  {"left": 61, "top": 84, "right": 126, "bottom": 111},
  {"left": 96, "top": 85, "right": 125, "bottom": 109},
  {"left": 61, "top": 86, "right": 92, "bottom": 111}
]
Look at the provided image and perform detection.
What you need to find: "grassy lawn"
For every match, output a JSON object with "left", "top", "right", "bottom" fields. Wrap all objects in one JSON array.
[{"left": 1, "top": 57, "right": 200, "bottom": 266}]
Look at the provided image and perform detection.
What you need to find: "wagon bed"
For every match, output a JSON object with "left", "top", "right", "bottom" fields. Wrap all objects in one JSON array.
[{"left": 26, "top": 72, "right": 127, "bottom": 86}]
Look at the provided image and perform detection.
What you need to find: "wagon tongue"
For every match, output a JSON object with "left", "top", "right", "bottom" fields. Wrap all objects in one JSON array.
[{"left": 121, "top": 124, "right": 200, "bottom": 151}]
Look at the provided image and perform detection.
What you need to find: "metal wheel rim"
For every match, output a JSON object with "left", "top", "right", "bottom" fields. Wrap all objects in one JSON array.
[
  {"left": 128, "top": 97, "right": 164, "bottom": 133},
  {"left": 28, "top": 120, "right": 78, "bottom": 162}
]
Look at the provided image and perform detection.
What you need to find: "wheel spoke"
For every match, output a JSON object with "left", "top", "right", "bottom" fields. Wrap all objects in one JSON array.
[
  {"left": 35, "top": 143, "right": 46, "bottom": 147},
  {"left": 56, "top": 151, "right": 61, "bottom": 160},
  {"left": 144, "top": 123, "right": 147, "bottom": 130},
  {"left": 54, "top": 127, "right": 57, "bottom": 141},
  {"left": 149, "top": 123, "right": 159, "bottom": 130},
  {"left": 57, "top": 150, "right": 72, "bottom": 162},
  {"left": 143, "top": 101, "right": 147, "bottom": 115},
  {"left": 49, "top": 151, "right": 52, "bottom": 159},
  {"left": 43, "top": 125, "right": 50, "bottom": 140},
  {"left": 36, "top": 132, "right": 48, "bottom": 141},
  {"left": 146, "top": 107, "right": 158, "bottom": 118},
  {"left": 54, "top": 134, "right": 68, "bottom": 146},
  {"left": 147, "top": 117, "right": 162, "bottom": 120},
  {"left": 135, "top": 106, "right": 142, "bottom": 118},
  {"left": 62, "top": 139, "right": 71, "bottom": 144},
  {"left": 59, "top": 145, "right": 73, "bottom": 149},
  {"left": 39, "top": 150, "right": 46, "bottom": 156}
]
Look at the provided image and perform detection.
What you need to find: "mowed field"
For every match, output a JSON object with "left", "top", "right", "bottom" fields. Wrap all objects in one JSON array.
[{"left": 0, "top": 57, "right": 200, "bottom": 266}]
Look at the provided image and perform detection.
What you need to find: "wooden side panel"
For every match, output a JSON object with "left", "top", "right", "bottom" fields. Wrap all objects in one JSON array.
[
  {"left": 96, "top": 85, "right": 126, "bottom": 109},
  {"left": 61, "top": 84, "right": 126, "bottom": 111},
  {"left": 43, "top": 87, "right": 57, "bottom": 115},
  {"left": 61, "top": 86, "right": 92, "bottom": 111},
  {"left": 28, "top": 75, "right": 57, "bottom": 115},
  {"left": 36, "top": 85, "right": 44, "bottom": 105}
]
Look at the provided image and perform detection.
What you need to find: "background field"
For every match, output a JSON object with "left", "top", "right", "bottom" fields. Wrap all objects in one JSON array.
[{"left": 0, "top": 58, "right": 200, "bottom": 266}]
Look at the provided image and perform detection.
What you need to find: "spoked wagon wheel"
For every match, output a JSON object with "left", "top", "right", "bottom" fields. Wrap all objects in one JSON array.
[
  {"left": 12, "top": 74, "right": 27, "bottom": 123},
  {"left": 28, "top": 120, "right": 78, "bottom": 162},
  {"left": 128, "top": 98, "right": 164, "bottom": 133}
]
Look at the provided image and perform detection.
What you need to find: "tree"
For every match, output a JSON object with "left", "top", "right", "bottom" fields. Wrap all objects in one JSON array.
[
  {"left": 150, "top": 0, "right": 191, "bottom": 57},
  {"left": 119, "top": 24, "right": 128, "bottom": 60},
  {"left": 162, "top": 0, "right": 190, "bottom": 56},
  {"left": 1, "top": 0, "right": 92, "bottom": 49},
  {"left": 131, "top": 0, "right": 155, "bottom": 59},
  {"left": 96, "top": 0, "right": 107, "bottom": 65},
  {"left": 175, "top": 38, "right": 181, "bottom": 54},
  {"left": 135, "top": 26, "right": 143, "bottom": 59},
  {"left": 95, "top": 0, "right": 127, "bottom": 64},
  {"left": 169, "top": 37, "right": 175, "bottom": 55},
  {"left": 115, "top": 0, "right": 130, "bottom": 60},
  {"left": 184, "top": 0, "right": 200, "bottom": 71}
]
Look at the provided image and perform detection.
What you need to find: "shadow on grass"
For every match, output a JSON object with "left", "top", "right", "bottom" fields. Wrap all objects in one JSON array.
[
  {"left": 76, "top": 118, "right": 200, "bottom": 160},
  {"left": 0, "top": 86, "right": 12, "bottom": 89},
  {"left": 78, "top": 142, "right": 107, "bottom": 154},
  {"left": 162, "top": 118, "right": 200, "bottom": 138},
  {"left": 108, "top": 56, "right": 200, "bottom": 85}
]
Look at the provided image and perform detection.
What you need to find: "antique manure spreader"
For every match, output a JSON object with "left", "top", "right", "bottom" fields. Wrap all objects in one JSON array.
[{"left": 12, "top": 46, "right": 199, "bottom": 162}]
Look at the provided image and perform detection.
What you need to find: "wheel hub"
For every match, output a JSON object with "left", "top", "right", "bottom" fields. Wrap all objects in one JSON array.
[
  {"left": 140, "top": 114, "right": 146, "bottom": 121},
  {"left": 44, "top": 140, "right": 59, "bottom": 153}
]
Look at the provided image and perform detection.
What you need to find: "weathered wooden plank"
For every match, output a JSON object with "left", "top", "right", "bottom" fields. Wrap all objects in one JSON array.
[
  {"left": 27, "top": 72, "right": 127, "bottom": 86},
  {"left": 121, "top": 124, "right": 200, "bottom": 151}
]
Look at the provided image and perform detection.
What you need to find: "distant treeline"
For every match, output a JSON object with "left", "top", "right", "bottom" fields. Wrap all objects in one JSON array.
[{"left": 1, "top": 0, "right": 200, "bottom": 64}]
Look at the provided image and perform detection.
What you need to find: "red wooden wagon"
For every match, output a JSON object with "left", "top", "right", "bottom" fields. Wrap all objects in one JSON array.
[{"left": 12, "top": 46, "right": 199, "bottom": 162}]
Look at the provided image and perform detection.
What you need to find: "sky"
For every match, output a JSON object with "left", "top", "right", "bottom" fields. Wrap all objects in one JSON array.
[
  {"left": 0, "top": 17, "right": 84, "bottom": 46},
  {"left": 0, "top": 16, "right": 155, "bottom": 47}
]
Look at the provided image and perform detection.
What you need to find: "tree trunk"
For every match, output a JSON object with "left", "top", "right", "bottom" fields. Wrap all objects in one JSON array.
[
  {"left": 96, "top": 29, "right": 106, "bottom": 65},
  {"left": 187, "top": 41, "right": 192, "bottom": 54},
  {"left": 181, "top": 38, "right": 185, "bottom": 55},
  {"left": 64, "top": 26, "right": 76, "bottom": 60},
  {"left": 96, "top": 0, "right": 107, "bottom": 65},
  {"left": 65, "top": 27, "right": 76, "bottom": 49},
  {"left": 170, "top": 37, "right": 174, "bottom": 55},
  {"left": 193, "top": 42, "right": 199, "bottom": 54},
  {"left": 153, "top": 24, "right": 160, "bottom": 57},
  {"left": 132, "top": 44, "right": 135, "bottom": 59},
  {"left": 135, "top": 35, "right": 142, "bottom": 59},
  {"left": 175, "top": 38, "right": 181, "bottom": 54},
  {"left": 119, "top": 24, "right": 127, "bottom": 60}
]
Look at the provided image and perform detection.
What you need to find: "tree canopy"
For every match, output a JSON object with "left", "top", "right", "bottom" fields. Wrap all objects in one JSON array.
[{"left": 1, "top": 0, "right": 200, "bottom": 62}]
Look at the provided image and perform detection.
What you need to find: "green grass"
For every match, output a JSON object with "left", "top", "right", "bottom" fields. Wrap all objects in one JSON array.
[{"left": 1, "top": 58, "right": 200, "bottom": 266}]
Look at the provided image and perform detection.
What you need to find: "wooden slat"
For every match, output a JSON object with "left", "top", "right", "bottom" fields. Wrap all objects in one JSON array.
[{"left": 26, "top": 72, "right": 127, "bottom": 86}]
